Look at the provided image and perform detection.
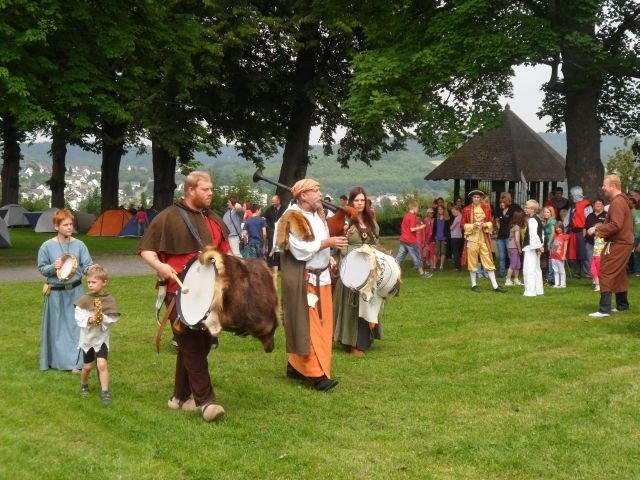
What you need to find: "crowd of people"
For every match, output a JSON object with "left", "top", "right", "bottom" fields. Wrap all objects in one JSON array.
[{"left": 35, "top": 172, "right": 638, "bottom": 422}]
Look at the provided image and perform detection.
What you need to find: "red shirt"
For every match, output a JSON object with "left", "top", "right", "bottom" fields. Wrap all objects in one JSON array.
[
  {"left": 160, "top": 215, "right": 230, "bottom": 293},
  {"left": 400, "top": 212, "right": 419, "bottom": 244}
]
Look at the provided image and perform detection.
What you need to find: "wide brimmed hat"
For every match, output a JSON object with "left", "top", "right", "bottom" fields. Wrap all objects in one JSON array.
[{"left": 468, "top": 189, "right": 486, "bottom": 198}]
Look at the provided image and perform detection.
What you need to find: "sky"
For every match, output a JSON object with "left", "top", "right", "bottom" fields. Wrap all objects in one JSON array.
[{"left": 502, "top": 64, "right": 552, "bottom": 133}]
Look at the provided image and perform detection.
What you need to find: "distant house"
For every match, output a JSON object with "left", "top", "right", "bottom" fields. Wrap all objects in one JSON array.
[{"left": 425, "top": 105, "right": 565, "bottom": 207}]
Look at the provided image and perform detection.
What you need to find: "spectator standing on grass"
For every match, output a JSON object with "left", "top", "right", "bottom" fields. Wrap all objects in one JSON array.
[
  {"left": 585, "top": 198, "right": 607, "bottom": 287},
  {"left": 495, "top": 192, "right": 522, "bottom": 278},
  {"left": 449, "top": 207, "right": 463, "bottom": 271},
  {"left": 242, "top": 204, "right": 267, "bottom": 259},
  {"left": 504, "top": 211, "right": 525, "bottom": 287},
  {"left": 590, "top": 227, "right": 606, "bottom": 292},
  {"left": 542, "top": 206, "right": 557, "bottom": 284},
  {"left": 223, "top": 196, "right": 245, "bottom": 257},
  {"left": 549, "top": 223, "right": 569, "bottom": 288},
  {"left": 396, "top": 201, "right": 432, "bottom": 278},
  {"left": 522, "top": 200, "right": 545, "bottom": 297},
  {"left": 434, "top": 205, "right": 450, "bottom": 271},
  {"left": 422, "top": 208, "right": 436, "bottom": 270}
]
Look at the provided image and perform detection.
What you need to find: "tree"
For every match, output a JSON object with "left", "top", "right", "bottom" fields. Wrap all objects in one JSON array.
[
  {"left": 343, "top": 0, "right": 640, "bottom": 200},
  {"left": 605, "top": 141, "right": 640, "bottom": 193},
  {"left": 0, "top": 0, "right": 59, "bottom": 206}
]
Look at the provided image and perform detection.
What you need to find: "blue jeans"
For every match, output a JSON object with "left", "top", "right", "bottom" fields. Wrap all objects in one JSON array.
[
  {"left": 634, "top": 238, "right": 640, "bottom": 274},
  {"left": 396, "top": 242, "right": 422, "bottom": 270},
  {"left": 242, "top": 243, "right": 263, "bottom": 259},
  {"left": 496, "top": 238, "right": 508, "bottom": 277}
]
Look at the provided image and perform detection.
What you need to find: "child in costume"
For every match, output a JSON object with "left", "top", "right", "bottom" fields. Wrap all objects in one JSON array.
[{"left": 75, "top": 265, "right": 120, "bottom": 404}]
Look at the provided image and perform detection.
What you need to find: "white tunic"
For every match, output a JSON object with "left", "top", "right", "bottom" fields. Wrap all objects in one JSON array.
[
  {"left": 75, "top": 306, "right": 120, "bottom": 353},
  {"left": 284, "top": 204, "right": 331, "bottom": 286}
]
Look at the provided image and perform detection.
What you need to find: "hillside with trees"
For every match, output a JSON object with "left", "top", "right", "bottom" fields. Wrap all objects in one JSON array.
[{"left": 19, "top": 134, "right": 625, "bottom": 200}]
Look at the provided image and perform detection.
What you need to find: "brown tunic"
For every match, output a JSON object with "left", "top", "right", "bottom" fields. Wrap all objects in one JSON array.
[
  {"left": 137, "top": 201, "right": 228, "bottom": 255},
  {"left": 597, "top": 193, "right": 633, "bottom": 293}
]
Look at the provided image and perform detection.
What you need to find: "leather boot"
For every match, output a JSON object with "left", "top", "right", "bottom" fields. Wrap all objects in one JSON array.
[
  {"left": 599, "top": 291, "right": 612, "bottom": 314},
  {"left": 616, "top": 291, "right": 630, "bottom": 311}
]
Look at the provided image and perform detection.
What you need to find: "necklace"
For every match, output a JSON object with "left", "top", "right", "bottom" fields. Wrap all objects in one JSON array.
[{"left": 58, "top": 235, "right": 71, "bottom": 257}]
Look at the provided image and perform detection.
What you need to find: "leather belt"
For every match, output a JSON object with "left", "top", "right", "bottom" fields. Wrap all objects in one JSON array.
[{"left": 50, "top": 279, "right": 82, "bottom": 290}]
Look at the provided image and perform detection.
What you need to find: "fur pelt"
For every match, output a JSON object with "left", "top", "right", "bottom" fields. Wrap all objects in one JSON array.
[
  {"left": 275, "top": 210, "right": 314, "bottom": 251},
  {"left": 198, "top": 247, "right": 279, "bottom": 353}
]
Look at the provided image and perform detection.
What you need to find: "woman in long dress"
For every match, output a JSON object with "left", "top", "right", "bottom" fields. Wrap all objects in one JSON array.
[
  {"left": 38, "top": 209, "right": 94, "bottom": 371},
  {"left": 333, "top": 187, "right": 382, "bottom": 356}
]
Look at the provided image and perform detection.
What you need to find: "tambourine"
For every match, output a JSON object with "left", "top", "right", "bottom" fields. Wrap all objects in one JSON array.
[{"left": 56, "top": 253, "right": 78, "bottom": 281}]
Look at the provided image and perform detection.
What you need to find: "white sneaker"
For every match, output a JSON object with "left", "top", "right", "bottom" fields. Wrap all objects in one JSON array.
[
  {"left": 594, "top": 285, "right": 600, "bottom": 291},
  {"left": 514, "top": 279, "right": 523, "bottom": 286},
  {"left": 558, "top": 285, "right": 566, "bottom": 288},
  {"left": 588, "top": 311, "right": 610, "bottom": 318},
  {"left": 504, "top": 279, "right": 513, "bottom": 286}
]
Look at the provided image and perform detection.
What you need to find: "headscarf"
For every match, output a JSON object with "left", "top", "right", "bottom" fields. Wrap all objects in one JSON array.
[{"left": 291, "top": 179, "right": 320, "bottom": 198}]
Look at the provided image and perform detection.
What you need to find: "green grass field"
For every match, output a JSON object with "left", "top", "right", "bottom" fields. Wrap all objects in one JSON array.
[
  {"left": 0, "top": 228, "right": 140, "bottom": 265},
  {"left": 1, "top": 257, "right": 640, "bottom": 479}
]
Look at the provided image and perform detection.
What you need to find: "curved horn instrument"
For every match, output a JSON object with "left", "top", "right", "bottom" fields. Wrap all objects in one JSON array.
[{"left": 252, "top": 169, "right": 341, "bottom": 213}]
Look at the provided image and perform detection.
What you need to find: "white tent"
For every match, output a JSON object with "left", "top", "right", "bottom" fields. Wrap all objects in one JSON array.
[
  {"left": 0, "top": 217, "right": 11, "bottom": 247},
  {"left": 34, "top": 207, "right": 60, "bottom": 233},
  {"left": 34, "top": 207, "right": 84, "bottom": 233},
  {"left": 0, "top": 204, "right": 30, "bottom": 227}
]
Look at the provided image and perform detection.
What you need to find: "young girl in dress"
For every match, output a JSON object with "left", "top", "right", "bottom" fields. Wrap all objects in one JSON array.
[
  {"left": 434, "top": 205, "right": 450, "bottom": 270},
  {"left": 422, "top": 208, "right": 436, "bottom": 270},
  {"left": 590, "top": 224, "right": 605, "bottom": 292},
  {"left": 550, "top": 223, "right": 570, "bottom": 288},
  {"left": 505, "top": 211, "right": 525, "bottom": 286},
  {"left": 522, "top": 199, "right": 545, "bottom": 296}
]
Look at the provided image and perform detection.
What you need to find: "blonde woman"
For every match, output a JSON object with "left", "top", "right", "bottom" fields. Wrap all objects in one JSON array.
[{"left": 522, "top": 200, "right": 545, "bottom": 297}]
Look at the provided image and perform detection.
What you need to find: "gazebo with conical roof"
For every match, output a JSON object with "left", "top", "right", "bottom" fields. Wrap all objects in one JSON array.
[{"left": 425, "top": 105, "right": 565, "bottom": 207}]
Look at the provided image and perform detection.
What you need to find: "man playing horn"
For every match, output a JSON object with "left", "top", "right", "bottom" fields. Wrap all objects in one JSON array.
[
  {"left": 276, "top": 178, "right": 348, "bottom": 391},
  {"left": 139, "top": 171, "right": 230, "bottom": 422},
  {"left": 462, "top": 190, "right": 507, "bottom": 293}
]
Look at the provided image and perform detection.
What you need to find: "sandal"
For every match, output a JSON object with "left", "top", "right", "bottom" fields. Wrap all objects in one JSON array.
[{"left": 101, "top": 390, "right": 111, "bottom": 405}]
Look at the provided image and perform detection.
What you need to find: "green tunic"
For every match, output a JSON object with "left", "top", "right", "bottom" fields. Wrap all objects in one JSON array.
[{"left": 333, "top": 224, "right": 383, "bottom": 350}]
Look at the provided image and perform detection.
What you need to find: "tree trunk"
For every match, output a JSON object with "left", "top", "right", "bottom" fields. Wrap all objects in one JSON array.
[
  {"left": 1, "top": 114, "right": 22, "bottom": 206},
  {"left": 100, "top": 122, "right": 127, "bottom": 212},
  {"left": 563, "top": 88, "right": 603, "bottom": 200},
  {"left": 559, "top": 1, "right": 603, "bottom": 200},
  {"left": 151, "top": 139, "right": 177, "bottom": 211},
  {"left": 49, "top": 124, "right": 67, "bottom": 209},
  {"left": 277, "top": 22, "right": 320, "bottom": 206}
]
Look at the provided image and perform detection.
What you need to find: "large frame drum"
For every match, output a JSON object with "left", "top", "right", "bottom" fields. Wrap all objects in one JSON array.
[{"left": 176, "top": 255, "right": 217, "bottom": 328}]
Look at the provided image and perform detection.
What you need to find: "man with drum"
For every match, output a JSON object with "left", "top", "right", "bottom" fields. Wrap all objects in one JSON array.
[
  {"left": 139, "top": 171, "right": 230, "bottom": 422},
  {"left": 275, "top": 178, "right": 347, "bottom": 391}
]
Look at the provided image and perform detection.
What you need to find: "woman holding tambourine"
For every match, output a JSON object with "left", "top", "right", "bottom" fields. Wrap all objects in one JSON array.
[
  {"left": 37, "top": 209, "right": 94, "bottom": 371},
  {"left": 332, "top": 187, "right": 382, "bottom": 356}
]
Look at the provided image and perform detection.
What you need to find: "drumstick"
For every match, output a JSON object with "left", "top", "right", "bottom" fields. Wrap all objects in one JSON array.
[{"left": 172, "top": 274, "right": 190, "bottom": 294}]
